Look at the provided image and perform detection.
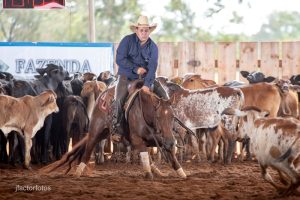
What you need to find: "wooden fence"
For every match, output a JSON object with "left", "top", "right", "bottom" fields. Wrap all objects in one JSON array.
[{"left": 113, "top": 41, "right": 300, "bottom": 84}]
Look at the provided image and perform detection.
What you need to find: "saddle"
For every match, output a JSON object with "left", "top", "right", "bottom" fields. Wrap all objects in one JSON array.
[{"left": 124, "top": 79, "right": 144, "bottom": 120}]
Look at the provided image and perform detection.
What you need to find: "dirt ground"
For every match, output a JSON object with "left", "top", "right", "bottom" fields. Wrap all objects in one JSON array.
[{"left": 0, "top": 159, "right": 299, "bottom": 200}]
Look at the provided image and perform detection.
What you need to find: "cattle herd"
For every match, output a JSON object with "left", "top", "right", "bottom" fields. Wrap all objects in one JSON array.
[{"left": 0, "top": 65, "right": 300, "bottom": 197}]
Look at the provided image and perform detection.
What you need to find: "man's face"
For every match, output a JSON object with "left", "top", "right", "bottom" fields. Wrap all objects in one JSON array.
[{"left": 136, "top": 27, "right": 150, "bottom": 43}]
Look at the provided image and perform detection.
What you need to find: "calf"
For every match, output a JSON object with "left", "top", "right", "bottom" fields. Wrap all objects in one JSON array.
[
  {"left": 223, "top": 106, "right": 300, "bottom": 196},
  {"left": 0, "top": 90, "right": 59, "bottom": 169},
  {"left": 181, "top": 74, "right": 217, "bottom": 89}
]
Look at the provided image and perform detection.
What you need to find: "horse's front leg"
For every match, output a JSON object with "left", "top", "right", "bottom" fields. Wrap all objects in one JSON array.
[
  {"left": 131, "top": 134, "right": 154, "bottom": 179},
  {"left": 165, "top": 143, "right": 187, "bottom": 179}
]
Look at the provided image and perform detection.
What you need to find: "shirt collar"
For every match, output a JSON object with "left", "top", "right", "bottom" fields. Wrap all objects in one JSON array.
[{"left": 134, "top": 33, "right": 150, "bottom": 46}]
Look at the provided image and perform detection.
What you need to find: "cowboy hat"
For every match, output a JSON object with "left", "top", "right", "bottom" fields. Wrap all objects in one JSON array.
[{"left": 130, "top": 16, "right": 157, "bottom": 33}]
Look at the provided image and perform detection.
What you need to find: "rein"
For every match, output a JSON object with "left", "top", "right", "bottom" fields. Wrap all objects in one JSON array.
[{"left": 138, "top": 91, "right": 170, "bottom": 163}]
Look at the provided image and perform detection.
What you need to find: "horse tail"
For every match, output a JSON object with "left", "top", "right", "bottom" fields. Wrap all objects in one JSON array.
[{"left": 39, "top": 135, "right": 88, "bottom": 174}]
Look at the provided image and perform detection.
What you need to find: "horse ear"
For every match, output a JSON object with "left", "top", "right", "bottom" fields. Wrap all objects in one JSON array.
[
  {"left": 150, "top": 93, "right": 159, "bottom": 106},
  {"left": 168, "top": 94, "right": 176, "bottom": 105}
]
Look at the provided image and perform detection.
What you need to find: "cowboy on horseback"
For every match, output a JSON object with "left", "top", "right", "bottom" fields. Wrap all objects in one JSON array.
[{"left": 113, "top": 15, "right": 168, "bottom": 141}]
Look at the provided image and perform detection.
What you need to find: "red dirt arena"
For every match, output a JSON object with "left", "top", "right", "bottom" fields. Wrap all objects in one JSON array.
[{"left": 0, "top": 159, "right": 299, "bottom": 200}]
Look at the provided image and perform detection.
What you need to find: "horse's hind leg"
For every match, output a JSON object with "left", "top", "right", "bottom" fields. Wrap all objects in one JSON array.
[{"left": 75, "top": 126, "right": 110, "bottom": 177}]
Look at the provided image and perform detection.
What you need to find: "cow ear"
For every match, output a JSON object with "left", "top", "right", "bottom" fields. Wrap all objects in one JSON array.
[
  {"left": 264, "top": 76, "right": 276, "bottom": 83},
  {"left": 290, "top": 85, "right": 300, "bottom": 92},
  {"left": 42, "top": 94, "right": 55, "bottom": 106},
  {"left": 36, "top": 68, "right": 46, "bottom": 76},
  {"left": 262, "top": 111, "right": 269, "bottom": 117},
  {"left": 34, "top": 75, "right": 42, "bottom": 79},
  {"left": 240, "top": 71, "right": 249, "bottom": 78}
]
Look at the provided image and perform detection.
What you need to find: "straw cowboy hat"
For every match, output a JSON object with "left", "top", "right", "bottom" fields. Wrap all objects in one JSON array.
[{"left": 130, "top": 16, "right": 157, "bottom": 33}]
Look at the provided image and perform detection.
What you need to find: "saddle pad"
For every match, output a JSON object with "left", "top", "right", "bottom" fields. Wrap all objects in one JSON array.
[{"left": 124, "top": 89, "right": 141, "bottom": 121}]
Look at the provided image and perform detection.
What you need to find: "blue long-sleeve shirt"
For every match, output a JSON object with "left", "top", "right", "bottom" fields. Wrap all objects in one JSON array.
[{"left": 116, "top": 33, "right": 158, "bottom": 88}]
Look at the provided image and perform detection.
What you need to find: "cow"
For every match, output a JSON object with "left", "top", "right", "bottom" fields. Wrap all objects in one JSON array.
[
  {"left": 240, "top": 70, "right": 300, "bottom": 118},
  {"left": 240, "top": 70, "right": 276, "bottom": 84},
  {"left": 97, "top": 71, "right": 115, "bottom": 86},
  {"left": 160, "top": 81, "right": 244, "bottom": 164},
  {"left": 0, "top": 90, "right": 59, "bottom": 169},
  {"left": 62, "top": 95, "right": 89, "bottom": 148},
  {"left": 170, "top": 76, "right": 183, "bottom": 85},
  {"left": 181, "top": 74, "right": 217, "bottom": 89},
  {"left": 222, "top": 106, "right": 300, "bottom": 196}
]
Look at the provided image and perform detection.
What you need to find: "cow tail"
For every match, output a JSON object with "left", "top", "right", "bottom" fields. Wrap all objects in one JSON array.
[
  {"left": 82, "top": 102, "right": 90, "bottom": 132},
  {"left": 277, "top": 148, "right": 292, "bottom": 162},
  {"left": 76, "top": 98, "right": 90, "bottom": 132}
]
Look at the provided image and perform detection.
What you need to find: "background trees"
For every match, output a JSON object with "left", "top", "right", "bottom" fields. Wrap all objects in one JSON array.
[{"left": 0, "top": 0, "right": 299, "bottom": 42}]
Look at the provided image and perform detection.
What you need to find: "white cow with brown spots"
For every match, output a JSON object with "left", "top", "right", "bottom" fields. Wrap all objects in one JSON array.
[
  {"left": 0, "top": 90, "right": 59, "bottom": 169},
  {"left": 222, "top": 106, "right": 300, "bottom": 196}
]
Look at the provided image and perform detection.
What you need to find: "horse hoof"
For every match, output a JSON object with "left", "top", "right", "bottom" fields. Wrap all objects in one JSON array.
[
  {"left": 75, "top": 162, "right": 87, "bottom": 177},
  {"left": 145, "top": 172, "right": 153, "bottom": 180},
  {"left": 176, "top": 168, "right": 187, "bottom": 179},
  {"left": 23, "top": 165, "right": 32, "bottom": 170}
]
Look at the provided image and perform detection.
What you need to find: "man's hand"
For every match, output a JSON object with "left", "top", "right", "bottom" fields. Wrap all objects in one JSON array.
[
  {"left": 137, "top": 67, "right": 147, "bottom": 75},
  {"left": 142, "top": 86, "right": 151, "bottom": 93}
]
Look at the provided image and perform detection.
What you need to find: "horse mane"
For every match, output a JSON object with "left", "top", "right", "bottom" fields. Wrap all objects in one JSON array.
[{"left": 166, "top": 81, "right": 184, "bottom": 91}]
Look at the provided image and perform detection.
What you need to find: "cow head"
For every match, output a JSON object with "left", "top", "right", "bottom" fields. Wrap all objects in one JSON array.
[
  {"left": 240, "top": 71, "right": 276, "bottom": 84},
  {"left": 81, "top": 80, "right": 106, "bottom": 98},
  {"left": 275, "top": 79, "right": 290, "bottom": 93},
  {"left": 222, "top": 106, "right": 269, "bottom": 138},
  {"left": 181, "top": 74, "right": 216, "bottom": 89},
  {"left": 290, "top": 74, "right": 300, "bottom": 86},
  {"left": 97, "top": 71, "right": 115, "bottom": 86},
  {"left": 0, "top": 72, "right": 14, "bottom": 81},
  {"left": 39, "top": 90, "right": 59, "bottom": 114},
  {"left": 81, "top": 72, "right": 97, "bottom": 83},
  {"left": 36, "top": 64, "right": 67, "bottom": 83}
]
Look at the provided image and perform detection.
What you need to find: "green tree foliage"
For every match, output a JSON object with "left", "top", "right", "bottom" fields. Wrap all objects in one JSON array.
[
  {"left": 0, "top": 1, "right": 299, "bottom": 43},
  {"left": 252, "top": 11, "right": 300, "bottom": 41},
  {"left": 94, "top": 0, "right": 142, "bottom": 42},
  {"left": 155, "top": 0, "right": 201, "bottom": 42},
  {"left": 0, "top": 10, "right": 41, "bottom": 42},
  {"left": 0, "top": 0, "right": 88, "bottom": 42}
]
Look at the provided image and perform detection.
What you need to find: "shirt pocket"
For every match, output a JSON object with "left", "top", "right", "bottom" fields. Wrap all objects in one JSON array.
[
  {"left": 141, "top": 48, "right": 150, "bottom": 63},
  {"left": 128, "top": 45, "right": 139, "bottom": 59}
]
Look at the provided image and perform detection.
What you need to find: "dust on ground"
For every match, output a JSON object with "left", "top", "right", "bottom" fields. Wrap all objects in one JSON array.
[{"left": 0, "top": 160, "right": 298, "bottom": 200}]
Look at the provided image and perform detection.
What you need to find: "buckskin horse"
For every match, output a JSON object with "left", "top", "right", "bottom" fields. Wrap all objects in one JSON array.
[{"left": 41, "top": 80, "right": 186, "bottom": 179}]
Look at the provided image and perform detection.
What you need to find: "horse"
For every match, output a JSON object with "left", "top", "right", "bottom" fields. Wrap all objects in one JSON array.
[{"left": 41, "top": 80, "right": 186, "bottom": 179}]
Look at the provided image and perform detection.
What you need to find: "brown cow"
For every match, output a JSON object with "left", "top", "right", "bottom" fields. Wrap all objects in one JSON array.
[
  {"left": 181, "top": 74, "right": 217, "bottom": 89},
  {"left": 0, "top": 90, "right": 59, "bottom": 169},
  {"left": 223, "top": 106, "right": 300, "bottom": 196},
  {"left": 239, "top": 82, "right": 281, "bottom": 117},
  {"left": 81, "top": 80, "right": 107, "bottom": 119}
]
